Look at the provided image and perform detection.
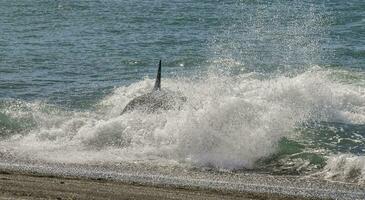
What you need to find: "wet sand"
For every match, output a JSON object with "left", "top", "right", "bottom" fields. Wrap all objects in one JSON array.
[{"left": 0, "top": 171, "right": 309, "bottom": 200}]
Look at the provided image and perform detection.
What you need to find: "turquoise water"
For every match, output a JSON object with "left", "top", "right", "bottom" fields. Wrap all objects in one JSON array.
[
  {"left": 1, "top": 0, "right": 363, "bottom": 106},
  {"left": 0, "top": 0, "right": 365, "bottom": 184}
]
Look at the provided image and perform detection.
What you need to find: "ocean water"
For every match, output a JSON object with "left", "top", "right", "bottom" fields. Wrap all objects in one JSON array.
[{"left": 0, "top": 0, "right": 365, "bottom": 187}]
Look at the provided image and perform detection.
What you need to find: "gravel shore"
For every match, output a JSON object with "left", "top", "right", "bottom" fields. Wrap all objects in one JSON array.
[{"left": 0, "top": 171, "right": 309, "bottom": 200}]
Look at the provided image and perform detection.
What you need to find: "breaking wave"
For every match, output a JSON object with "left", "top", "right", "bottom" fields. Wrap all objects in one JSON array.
[
  {"left": 1, "top": 66, "right": 364, "bottom": 178},
  {"left": 314, "top": 154, "right": 365, "bottom": 184}
]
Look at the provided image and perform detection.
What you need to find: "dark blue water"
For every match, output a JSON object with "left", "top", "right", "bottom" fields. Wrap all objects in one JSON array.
[{"left": 0, "top": 0, "right": 364, "bottom": 184}]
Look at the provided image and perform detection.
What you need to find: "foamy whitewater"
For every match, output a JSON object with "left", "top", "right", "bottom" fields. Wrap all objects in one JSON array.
[
  {"left": 1, "top": 66, "right": 365, "bottom": 184},
  {"left": 1, "top": 1, "right": 365, "bottom": 198}
]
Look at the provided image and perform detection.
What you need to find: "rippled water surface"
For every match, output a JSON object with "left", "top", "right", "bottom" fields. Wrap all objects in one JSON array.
[{"left": 0, "top": 0, "right": 365, "bottom": 185}]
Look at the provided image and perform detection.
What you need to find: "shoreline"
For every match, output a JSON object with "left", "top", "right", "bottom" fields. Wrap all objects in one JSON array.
[
  {"left": 0, "top": 171, "right": 308, "bottom": 200},
  {"left": 0, "top": 162, "right": 364, "bottom": 199}
]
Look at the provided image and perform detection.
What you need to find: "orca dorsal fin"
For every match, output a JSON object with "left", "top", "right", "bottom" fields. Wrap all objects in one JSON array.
[{"left": 153, "top": 60, "right": 161, "bottom": 91}]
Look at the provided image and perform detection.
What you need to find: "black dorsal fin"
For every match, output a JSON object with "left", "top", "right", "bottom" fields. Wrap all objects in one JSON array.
[{"left": 153, "top": 60, "right": 161, "bottom": 91}]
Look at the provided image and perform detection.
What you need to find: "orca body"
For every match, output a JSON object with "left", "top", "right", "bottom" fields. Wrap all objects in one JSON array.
[{"left": 121, "top": 60, "right": 186, "bottom": 114}]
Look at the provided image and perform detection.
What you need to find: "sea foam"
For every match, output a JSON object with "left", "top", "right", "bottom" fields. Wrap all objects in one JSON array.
[{"left": 0, "top": 67, "right": 364, "bottom": 171}]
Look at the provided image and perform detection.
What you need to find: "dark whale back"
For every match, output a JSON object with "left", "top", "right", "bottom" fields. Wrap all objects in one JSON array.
[
  {"left": 121, "top": 60, "right": 186, "bottom": 114},
  {"left": 122, "top": 90, "right": 186, "bottom": 114}
]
